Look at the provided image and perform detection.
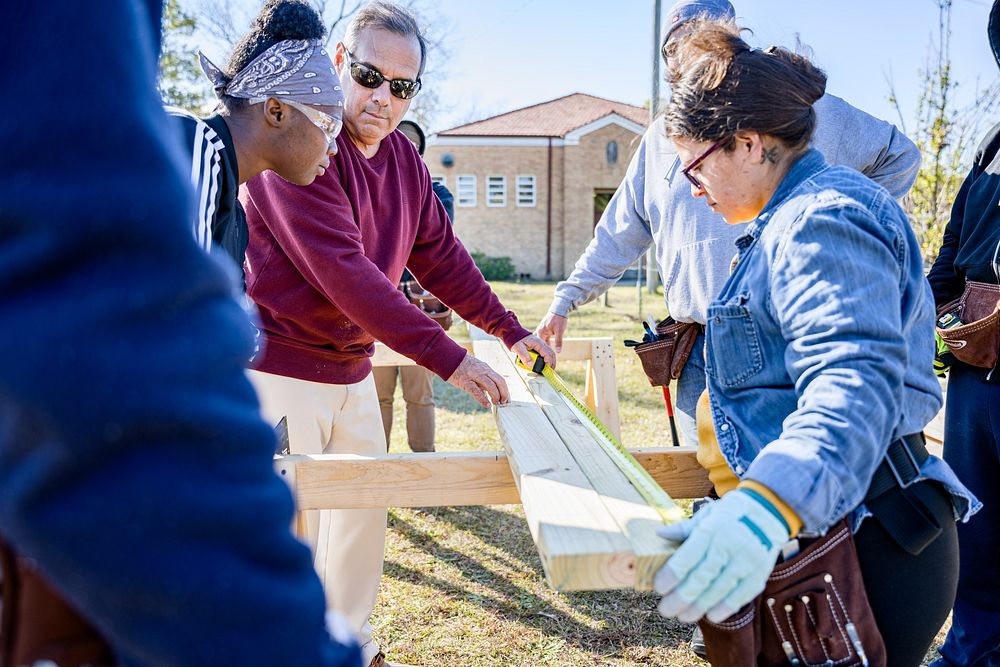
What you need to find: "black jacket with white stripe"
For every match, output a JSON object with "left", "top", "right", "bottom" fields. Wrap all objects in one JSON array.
[{"left": 169, "top": 109, "right": 246, "bottom": 279}]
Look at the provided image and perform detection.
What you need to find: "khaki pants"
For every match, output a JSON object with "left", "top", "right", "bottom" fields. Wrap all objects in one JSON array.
[
  {"left": 372, "top": 365, "right": 435, "bottom": 452},
  {"left": 248, "top": 369, "right": 385, "bottom": 665}
]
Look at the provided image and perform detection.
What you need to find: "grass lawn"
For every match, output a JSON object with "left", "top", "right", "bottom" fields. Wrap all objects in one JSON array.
[{"left": 374, "top": 280, "right": 947, "bottom": 666}]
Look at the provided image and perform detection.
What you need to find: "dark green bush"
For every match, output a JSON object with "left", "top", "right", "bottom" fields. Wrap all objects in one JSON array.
[{"left": 470, "top": 251, "right": 516, "bottom": 281}]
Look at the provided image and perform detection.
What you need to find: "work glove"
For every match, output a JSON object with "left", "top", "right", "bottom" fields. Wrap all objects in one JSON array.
[
  {"left": 654, "top": 488, "right": 790, "bottom": 623},
  {"left": 933, "top": 331, "right": 954, "bottom": 378}
]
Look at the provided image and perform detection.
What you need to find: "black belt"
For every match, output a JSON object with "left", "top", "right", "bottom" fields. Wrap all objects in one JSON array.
[
  {"left": 864, "top": 432, "right": 929, "bottom": 503},
  {"left": 863, "top": 433, "right": 953, "bottom": 556}
]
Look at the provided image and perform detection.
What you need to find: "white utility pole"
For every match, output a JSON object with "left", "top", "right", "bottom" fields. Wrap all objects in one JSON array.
[{"left": 646, "top": 0, "right": 662, "bottom": 295}]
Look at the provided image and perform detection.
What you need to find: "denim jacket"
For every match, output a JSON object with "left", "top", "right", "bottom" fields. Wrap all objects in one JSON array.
[{"left": 705, "top": 149, "right": 980, "bottom": 534}]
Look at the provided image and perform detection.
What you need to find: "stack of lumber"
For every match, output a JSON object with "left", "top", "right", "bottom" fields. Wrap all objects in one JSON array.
[{"left": 469, "top": 327, "right": 681, "bottom": 592}]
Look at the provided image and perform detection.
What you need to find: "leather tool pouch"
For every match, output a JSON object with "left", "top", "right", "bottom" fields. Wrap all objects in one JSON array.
[
  {"left": 698, "top": 520, "right": 887, "bottom": 667},
  {"left": 936, "top": 281, "right": 1000, "bottom": 369},
  {"left": 402, "top": 281, "right": 453, "bottom": 331},
  {"left": 1, "top": 539, "right": 117, "bottom": 667},
  {"left": 632, "top": 318, "right": 702, "bottom": 387}
]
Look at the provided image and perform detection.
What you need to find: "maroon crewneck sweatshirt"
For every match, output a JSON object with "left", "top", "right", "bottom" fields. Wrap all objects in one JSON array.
[{"left": 242, "top": 129, "right": 530, "bottom": 385}]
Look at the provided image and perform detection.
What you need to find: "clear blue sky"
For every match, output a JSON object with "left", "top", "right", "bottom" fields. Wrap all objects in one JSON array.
[
  {"left": 428, "top": 0, "right": 996, "bottom": 134},
  {"left": 192, "top": 0, "right": 998, "bottom": 135}
]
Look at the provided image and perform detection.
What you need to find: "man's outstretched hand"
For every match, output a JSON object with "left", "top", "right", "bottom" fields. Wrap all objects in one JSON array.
[
  {"left": 511, "top": 333, "right": 557, "bottom": 370},
  {"left": 535, "top": 312, "right": 568, "bottom": 354},
  {"left": 447, "top": 353, "right": 510, "bottom": 409},
  {"left": 448, "top": 335, "right": 555, "bottom": 409}
]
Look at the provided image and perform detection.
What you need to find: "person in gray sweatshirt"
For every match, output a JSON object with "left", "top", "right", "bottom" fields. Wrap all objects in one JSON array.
[{"left": 536, "top": 0, "right": 921, "bottom": 447}]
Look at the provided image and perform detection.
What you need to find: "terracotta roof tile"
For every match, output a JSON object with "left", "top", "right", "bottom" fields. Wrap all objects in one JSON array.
[{"left": 436, "top": 93, "right": 649, "bottom": 137}]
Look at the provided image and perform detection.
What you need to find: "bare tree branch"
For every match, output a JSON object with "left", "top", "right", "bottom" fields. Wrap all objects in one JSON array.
[
  {"left": 193, "top": 0, "right": 254, "bottom": 47},
  {"left": 883, "top": 66, "right": 909, "bottom": 135}
]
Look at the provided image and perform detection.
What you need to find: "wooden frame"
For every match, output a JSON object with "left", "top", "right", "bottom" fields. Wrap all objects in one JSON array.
[
  {"left": 276, "top": 334, "right": 707, "bottom": 591},
  {"left": 277, "top": 447, "right": 709, "bottom": 511}
]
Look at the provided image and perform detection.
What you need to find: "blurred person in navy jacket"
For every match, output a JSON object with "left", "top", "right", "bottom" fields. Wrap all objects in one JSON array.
[{"left": 0, "top": 2, "right": 361, "bottom": 666}]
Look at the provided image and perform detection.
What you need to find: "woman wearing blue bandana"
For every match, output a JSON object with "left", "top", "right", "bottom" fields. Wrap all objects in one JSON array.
[{"left": 653, "top": 20, "right": 979, "bottom": 666}]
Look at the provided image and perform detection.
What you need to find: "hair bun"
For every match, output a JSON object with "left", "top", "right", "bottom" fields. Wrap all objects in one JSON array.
[
  {"left": 255, "top": 0, "right": 325, "bottom": 41},
  {"left": 664, "top": 20, "right": 827, "bottom": 152}
]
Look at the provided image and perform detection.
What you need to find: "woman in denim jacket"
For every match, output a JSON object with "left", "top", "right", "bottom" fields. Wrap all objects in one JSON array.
[{"left": 651, "top": 21, "right": 979, "bottom": 666}]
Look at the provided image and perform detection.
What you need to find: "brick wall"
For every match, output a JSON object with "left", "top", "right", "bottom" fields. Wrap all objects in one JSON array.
[
  {"left": 560, "top": 125, "right": 641, "bottom": 278},
  {"left": 423, "top": 125, "right": 640, "bottom": 279}
]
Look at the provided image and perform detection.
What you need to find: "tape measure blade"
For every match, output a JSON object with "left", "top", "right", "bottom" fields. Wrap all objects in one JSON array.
[{"left": 537, "top": 363, "right": 682, "bottom": 523}]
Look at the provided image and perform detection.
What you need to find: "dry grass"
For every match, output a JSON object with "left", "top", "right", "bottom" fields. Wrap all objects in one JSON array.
[{"left": 375, "top": 280, "right": 948, "bottom": 666}]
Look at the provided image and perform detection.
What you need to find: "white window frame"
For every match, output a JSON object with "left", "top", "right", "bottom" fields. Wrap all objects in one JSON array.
[
  {"left": 456, "top": 175, "right": 477, "bottom": 207},
  {"left": 486, "top": 175, "right": 507, "bottom": 207},
  {"left": 516, "top": 175, "right": 537, "bottom": 207},
  {"left": 431, "top": 174, "right": 446, "bottom": 187}
]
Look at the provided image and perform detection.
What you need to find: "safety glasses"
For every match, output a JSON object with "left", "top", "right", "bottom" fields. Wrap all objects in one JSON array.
[
  {"left": 682, "top": 137, "right": 730, "bottom": 190},
  {"left": 344, "top": 47, "right": 422, "bottom": 100},
  {"left": 284, "top": 100, "right": 343, "bottom": 146}
]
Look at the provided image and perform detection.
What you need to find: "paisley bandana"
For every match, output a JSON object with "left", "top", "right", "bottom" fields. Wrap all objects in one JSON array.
[{"left": 199, "top": 39, "right": 344, "bottom": 108}]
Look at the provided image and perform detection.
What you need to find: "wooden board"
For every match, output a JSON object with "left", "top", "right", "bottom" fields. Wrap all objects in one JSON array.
[
  {"left": 469, "top": 329, "right": 641, "bottom": 590},
  {"left": 529, "top": 375, "right": 674, "bottom": 590},
  {"left": 279, "top": 447, "right": 708, "bottom": 510},
  {"left": 468, "top": 327, "right": 687, "bottom": 591},
  {"left": 371, "top": 341, "right": 474, "bottom": 368},
  {"left": 923, "top": 377, "right": 947, "bottom": 451},
  {"left": 371, "top": 339, "right": 596, "bottom": 368}
]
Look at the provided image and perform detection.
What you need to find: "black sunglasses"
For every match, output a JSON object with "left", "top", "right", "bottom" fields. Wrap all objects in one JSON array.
[
  {"left": 344, "top": 47, "right": 422, "bottom": 100},
  {"left": 681, "top": 137, "right": 730, "bottom": 190}
]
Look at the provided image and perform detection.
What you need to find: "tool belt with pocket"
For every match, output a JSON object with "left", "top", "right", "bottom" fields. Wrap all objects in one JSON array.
[
  {"left": 698, "top": 433, "right": 954, "bottom": 667},
  {"left": 698, "top": 518, "right": 886, "bottom": 667},
  {"left": 632, "top": 317, "right": 703, "bottom": 387},
  {"left": 402, "top": 281, "right": 453, "bottom": 331},
  {"left": 1, "top": 538, "right": 117, "bottom": 667},
  {"left": 935, "top": 280, "right": 1000, "bottom": 370}
]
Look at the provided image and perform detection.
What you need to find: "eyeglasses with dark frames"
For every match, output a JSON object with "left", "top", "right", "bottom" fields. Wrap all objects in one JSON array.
[
  {"left": 344, "top": 47, "right": 422, "bottom": 100},
  {"left": 681, "top": 137, "right": 730, "bottom": 190}
]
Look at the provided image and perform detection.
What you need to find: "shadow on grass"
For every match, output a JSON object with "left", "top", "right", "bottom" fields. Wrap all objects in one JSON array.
[{"left": 385, "top": 506, "right": 693, "bottom": 655}]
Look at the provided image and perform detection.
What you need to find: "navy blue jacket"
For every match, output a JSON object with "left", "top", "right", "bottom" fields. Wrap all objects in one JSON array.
[
  {"left": 402, "top": 181, "right": 454, "bottom": 283},
  {"left": 929, "top": 122, "right": 1000, "bottom": 304},
  {"left": 0, "top": 3, "right": 360, "bottom": 666}
]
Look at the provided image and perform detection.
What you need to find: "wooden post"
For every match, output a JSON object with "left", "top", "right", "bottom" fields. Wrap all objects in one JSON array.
[
  {"left": 281, "top": 334, "right": 711, "bottom": 592},
  {"left": 584, "top": 338, "right": 622, "bottom": 441}
]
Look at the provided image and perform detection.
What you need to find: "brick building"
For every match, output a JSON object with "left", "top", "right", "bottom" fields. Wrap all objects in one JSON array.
[{"left": 425, "top": 93, "right": 648, "bottom": 279}]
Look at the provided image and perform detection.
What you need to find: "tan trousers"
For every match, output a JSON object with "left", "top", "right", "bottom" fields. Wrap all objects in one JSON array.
[
  {"left": 248, "top": 369, "right": 386, "bottom": 665},
  {"left": 372, "top": 365, "right": 436, "bottom": 452}
]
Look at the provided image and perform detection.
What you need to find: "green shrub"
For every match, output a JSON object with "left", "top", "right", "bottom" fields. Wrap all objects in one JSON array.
[{"left": 470, "top": 251, "right": 516, "bottom": 281}]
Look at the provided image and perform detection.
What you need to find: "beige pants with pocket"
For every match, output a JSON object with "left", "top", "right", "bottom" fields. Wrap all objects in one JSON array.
[{"left": 248, "top": 369, "right": 386, "bottom": 665}]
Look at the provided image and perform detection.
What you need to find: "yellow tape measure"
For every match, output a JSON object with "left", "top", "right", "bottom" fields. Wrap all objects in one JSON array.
[{"left": 518, "top": 352, "right": 684, "bottom": 524}]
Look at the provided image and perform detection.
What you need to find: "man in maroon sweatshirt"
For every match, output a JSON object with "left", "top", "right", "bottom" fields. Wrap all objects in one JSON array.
[{"left": 241, "top": 3, "right": 554, "bottom": 665}]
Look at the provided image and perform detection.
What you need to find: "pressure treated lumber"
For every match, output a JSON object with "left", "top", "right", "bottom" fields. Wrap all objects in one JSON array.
[
  {"left": 468, "top": 330, "right": 641, "bottom": 590},
  {"left": 372, "top": 338, "right": 609, "bottom": 368},
  {"left": 371, "top": 341, "right": 474, "bottom": 367},
  {"left": 528, "top": 374, "right": 675, "bottom": 590},
  {"left": 467, "top": 327, "right": 685, "bottom": 590},
  {"left": 277, "top": 447, "right": 708, "bottom": 510}
]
